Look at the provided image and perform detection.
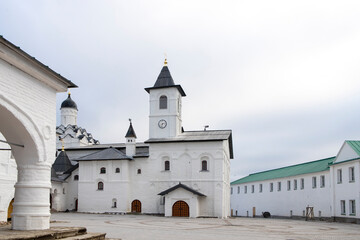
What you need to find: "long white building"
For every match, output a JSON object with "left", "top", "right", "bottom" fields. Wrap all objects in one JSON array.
[{"left": 231, "top": 141, "right": 360, "bottom": 223}]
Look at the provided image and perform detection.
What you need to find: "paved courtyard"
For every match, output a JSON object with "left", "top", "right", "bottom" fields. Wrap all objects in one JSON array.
[{"left": 50, "top": 213, "right": 360, "bottom": 240}]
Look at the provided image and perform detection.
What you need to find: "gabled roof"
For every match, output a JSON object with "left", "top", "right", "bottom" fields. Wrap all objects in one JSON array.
[
  {"left": 158, "top": 183, "right": 206, "bottom": 196},
  {"left": 125, "top": 122, "right": 137, "bottom": 138},
  {"left": 52, "top": 150, "right": 73, "bottom": 173},
  {"left": 231, "top": 156, "right": 335, "bottom": 185},
  {"left": 0, "top": 35, "right": 77, "bottom": 90},
  {"left": 75, "top": 147, "right": 132, "bottom": 161},
  {"left": 144, "top": 65, "right": 186, "bottom": 96},
  {"left": 146, "top": 130, "right": 233, "bottom": 159},
  {"left": 346, "top": 140, "right": 360, "bottom": 155}
]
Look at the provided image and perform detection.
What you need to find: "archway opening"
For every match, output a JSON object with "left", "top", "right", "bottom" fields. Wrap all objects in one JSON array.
[
  {"left": 131, "top": 200, "right": 141, "bottom": 213},
  {"left": 172, "top": 200, "right": 189, "bottom": 217}
]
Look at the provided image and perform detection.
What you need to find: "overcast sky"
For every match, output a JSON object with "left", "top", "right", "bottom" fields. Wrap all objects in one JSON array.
[{"left": 1, "top": 0, "right": 360, "bottom": 181}]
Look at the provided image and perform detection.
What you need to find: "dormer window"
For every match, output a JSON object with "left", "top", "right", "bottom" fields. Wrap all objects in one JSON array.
[{"left": 159, "top": 95, "right": 167, "bottom": 109}]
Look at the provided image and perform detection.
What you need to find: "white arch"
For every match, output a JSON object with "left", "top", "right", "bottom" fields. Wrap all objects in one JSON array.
[{"left": 0, "top": 93, "right": 46, "bottom": 164}]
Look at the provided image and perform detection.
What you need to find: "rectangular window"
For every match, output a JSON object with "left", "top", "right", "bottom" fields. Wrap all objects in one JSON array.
[
  {"left": 237, "top": 186, "right": 240, "bottom": 194},
  {"left": 244, "top": 186, "right": 248, "bottom": 194},
  {"left": 312, "top": 176, "right": 317, "bottom": 188},
  {"left": 270, "top": 183, "right": 273, "bottom": 192},
  {"left": 350, "top": 200, "right": 356, "bottom": 215},
  {"left": 320, "top": 175, "right": 325, "bottom": 188},
  {"left": 287, "top": 180, "right": 291, "bottom": 191},
  {"left": 231, "top": 187, "right": 233, "bottom": 195},
  {"left": 259, "top": 184, "right": 263, "bottom": 193},
  {"left": 337, "top": 169, "right": 342, "bottom": 184},
  {"left": 294, "top": 179, "right": 297, "bottom": 190},
  {"left": 300, "top": 178, "right": 304, "bottom": 189},
  {"left": 277, "top": 182, "right": 281, "bottom": 191},
  {"left": 251, "top": 185, "right": 254, "bottom": 193},
  {"left": 349, "top": 167, "right": 355, "bottom": 182},
  {"left": 341, "top": 200, "right": 346, "bottom": 215}
]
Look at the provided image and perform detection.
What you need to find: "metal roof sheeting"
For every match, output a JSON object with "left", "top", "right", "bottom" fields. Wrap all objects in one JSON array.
[
  {"left": 231, "top": 156, "right": 336, "bottom": 185},
  {"left": 75, "top": 147, "right": 132, "bottom": 161},
  {"left": 346, "top": 140, "right": 360, "bottom": 155}
]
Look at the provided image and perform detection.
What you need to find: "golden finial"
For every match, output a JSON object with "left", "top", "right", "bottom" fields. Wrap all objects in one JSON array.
[
  {"left": 61, "top": 139, "right": 65, "bottom": 151},
  {"left": 68, "top": 91, "right": 71, "bottom": 96},
  {"left": 164, "top": 53, "right": 168, "bottom": 66}
]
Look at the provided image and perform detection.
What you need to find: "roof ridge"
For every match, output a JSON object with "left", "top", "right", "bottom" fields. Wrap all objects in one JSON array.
[{"left": 247, "top": 156, "right": 336, "bottom": 177}]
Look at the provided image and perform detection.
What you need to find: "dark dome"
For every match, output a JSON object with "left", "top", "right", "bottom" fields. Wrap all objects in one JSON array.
[{"left": 61, "top": 93, "right": 78, "bottom": 110}]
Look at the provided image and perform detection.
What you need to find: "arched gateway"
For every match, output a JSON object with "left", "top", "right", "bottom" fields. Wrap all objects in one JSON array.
[
  {"left": 172, "top": 201, "right": 189, "bottom": 217},
  {"left": 131, "top": 200, "right": 141, "bottom": 213},
  {"left": 0, "top": 36, "right": 76, "bottom": 230}
]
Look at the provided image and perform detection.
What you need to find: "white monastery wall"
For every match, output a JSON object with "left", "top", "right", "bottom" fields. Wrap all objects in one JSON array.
[
  {"left": 331, "top": 160, "right": 360, "bottom": 219},
  {"left": 231, "top": 171, "right": 331, "bottom": 218}
]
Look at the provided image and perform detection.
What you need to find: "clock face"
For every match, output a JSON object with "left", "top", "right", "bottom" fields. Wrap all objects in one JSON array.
[{"left": 158, "top": 119, "right": 167, "bottom": 129}]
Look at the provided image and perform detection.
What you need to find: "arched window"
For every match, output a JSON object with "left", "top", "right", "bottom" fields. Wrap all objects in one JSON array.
[
  {"left": 74, "top": 175, "right": 79, "bottom": 181},
  {"left": 164, "top": 160, "right": 170, "bottom": 171},
  {"left": 201, "top": 160, "right": 208, "bottom": 171},
  {"left": 100, "top": 167, "right": 106, "bottom": 174},
  {"left": 98, "top": 181, "right": 104, "bottom": 190},
  {"left": 159, "top": 95, "right": 167, "bottom": 109},
  {"left": 115, "top": 168, "right": 120, "bottom": 173},
  {"left": 112, "top": 198, "right": 117, "bottom": 208},
  {"left": 137, "top": 169, "right": 142, "bottom": 174}
]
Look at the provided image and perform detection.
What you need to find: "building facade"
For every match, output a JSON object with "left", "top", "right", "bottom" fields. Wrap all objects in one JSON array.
[
  {"left": 231, "top": 141, "right": 360, "bottom": 223},
  {"left": 51, "top": 61, "right": 233, "bottom": 218}
]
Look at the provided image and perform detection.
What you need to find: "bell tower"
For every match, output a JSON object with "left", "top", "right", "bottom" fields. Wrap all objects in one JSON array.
[{"left": 145, "top": 59, "right": 186, "bottom": 139}]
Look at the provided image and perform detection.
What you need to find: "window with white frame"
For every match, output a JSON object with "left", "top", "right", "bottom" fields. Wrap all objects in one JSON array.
[
  {"left": 287, "top": 180, "right": 291, "bottom": 191},
  {"left": 245, "top": 186, "right": 248, "bottom": 194},
  {"left": 312, "top": 176, "right": 317, "bottom": 188},
  {"left": 300, "top": 178, "right": 304, "bottom": 189},
  {"left": 259, "top": 184, "right": 263, "bottom": 193},
  {"left": 349, "top": 167, "right": 355, "bottom": 182},
  {"left": 337, "top": 169, "right": 342, "bottom": 183},
  {"left": 277, "top": 182, "right": 281, "bottom": 191},
  {"left": 270, "top": 183, "right": 273, "bottom": 192},
  {"left": 320, "top": 175, "right": 325, "bottom": 188},
  {"left": 341, "top": 200, "right": 346, "bottom": 215},
  {"left": 237, "top": 186, "right": 240, "bottom": 194},
  {"left": 251, "top": 185, "right": 254, "bottom": 193},
  {"left": 349, "top": 200, "right": 356, "bottom": 215},
  {"left": 231, "top": 187, "right": 233, "bottom": 194},
  {"left": 294, "top": 179, "right": 297, "bottom": 190}
]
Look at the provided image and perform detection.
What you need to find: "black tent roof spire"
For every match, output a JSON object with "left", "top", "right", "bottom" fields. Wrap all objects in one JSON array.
[
  {"left": 125, "top": 119, "right": 137, "bottom": 138},
  {"left": 145, "top": 58, "right": 186, "bottom": 96}
]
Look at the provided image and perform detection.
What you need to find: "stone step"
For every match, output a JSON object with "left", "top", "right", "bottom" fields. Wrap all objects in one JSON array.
[{"left": 61, "top": 232, "right": 106, "bottom": 240}]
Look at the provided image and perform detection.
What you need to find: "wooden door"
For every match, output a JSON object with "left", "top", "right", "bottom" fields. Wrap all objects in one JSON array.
[
  {"left": 7, "top": 199, "right": 14, "bottom": 221},
  {"left": 131, "top": 200, "right": 141, "bottom": 213},
  {"left": 172, "top": 200, "right": 189, "bottom": 217}
]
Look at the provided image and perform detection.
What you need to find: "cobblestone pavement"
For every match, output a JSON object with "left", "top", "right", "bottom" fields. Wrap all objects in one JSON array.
[{"left": 51, "top": 213, "right": 360, "bottom": 240}]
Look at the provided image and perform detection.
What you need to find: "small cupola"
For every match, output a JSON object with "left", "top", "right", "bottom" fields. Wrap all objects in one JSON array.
[
  {"left": 125, "top": 119, "right": 137, "bottom": 157},
  {"left": 60, "top": 92, "right": 78, "bottom": 126},
  {"left": 61, "top": 92, "right": 78, "bottom": 110}
]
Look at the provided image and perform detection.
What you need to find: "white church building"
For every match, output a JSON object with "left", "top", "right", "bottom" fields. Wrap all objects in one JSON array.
[
  {"left": 51, "top": 60, "right": 233, "bottom": 218},
  {"left": 231, "top": 141, "right": 360, "bottom": 223}
]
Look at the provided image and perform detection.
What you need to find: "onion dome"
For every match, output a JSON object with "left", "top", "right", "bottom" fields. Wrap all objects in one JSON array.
[{"left": 61, "top": 92, "right": 78, "bottom": 110}]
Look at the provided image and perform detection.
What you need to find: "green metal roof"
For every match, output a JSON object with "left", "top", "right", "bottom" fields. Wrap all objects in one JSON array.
[
  {"left": 231, "top": 156, "right": 335, "bottom": 185},
  {"left": 345, "top": 141, "right": 360, "bottom": 156}
]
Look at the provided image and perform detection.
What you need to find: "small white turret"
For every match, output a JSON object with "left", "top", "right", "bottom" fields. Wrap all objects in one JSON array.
[
  {"left": 125, "top": 119, "right": 137, "bottom": 157},
  {"left": 60, "top": 92, "right": 78, "bottom": 126}
]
